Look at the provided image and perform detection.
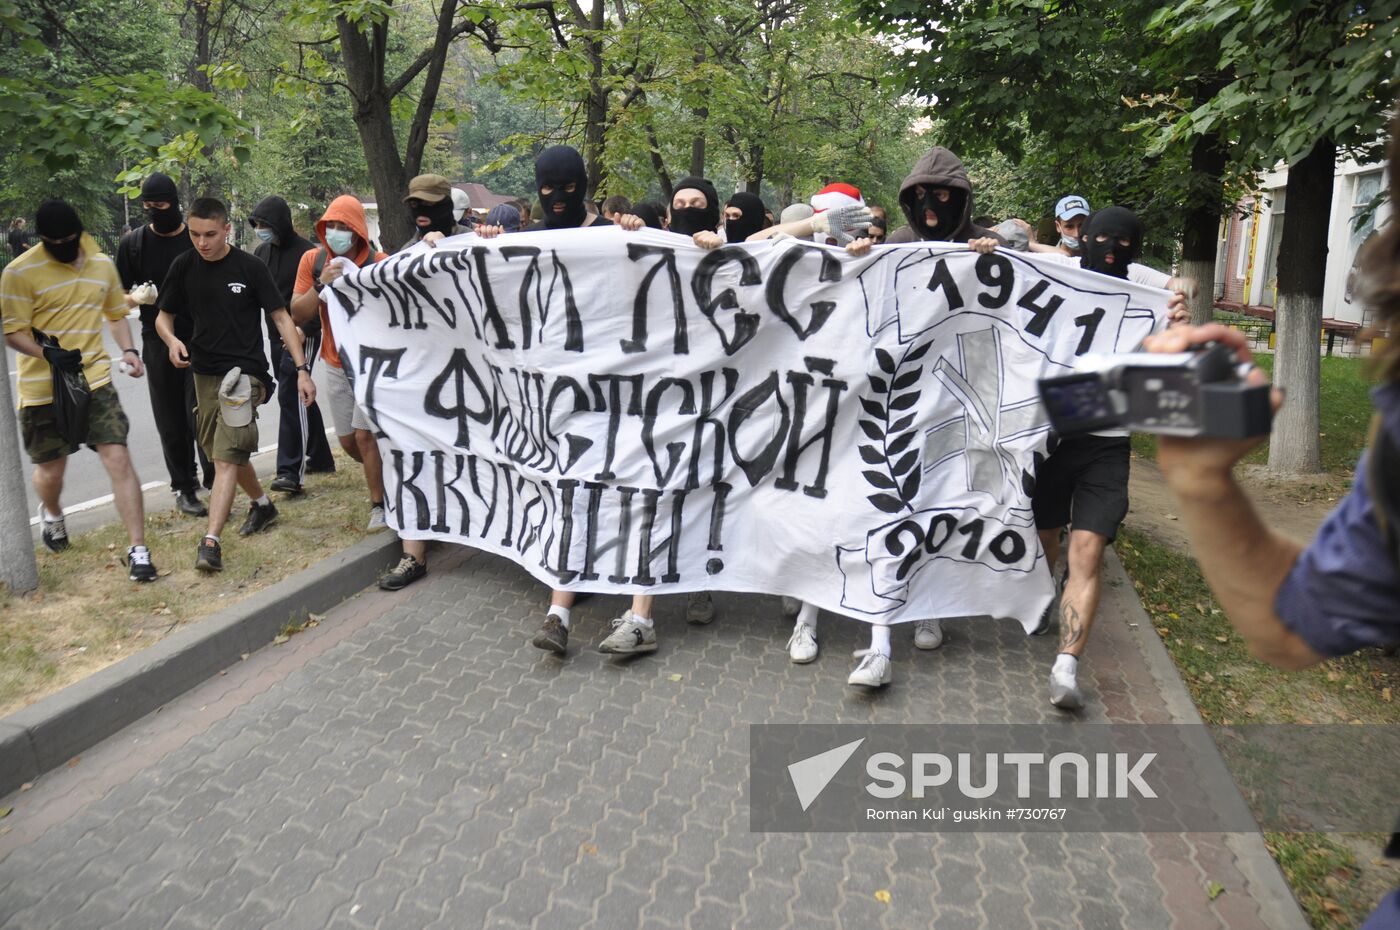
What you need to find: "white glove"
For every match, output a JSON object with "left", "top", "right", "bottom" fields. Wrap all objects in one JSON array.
[
  {"left": 130, "top": 282, "right": 158, "bottom": 305},
  {"left": 810, "top": 204, "right": 875, "bottom": 245}
]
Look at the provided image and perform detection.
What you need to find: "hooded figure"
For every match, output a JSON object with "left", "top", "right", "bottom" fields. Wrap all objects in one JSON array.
[
  {"left": 724, "top": 192, "right": 767, "bottom": 244},
  {"left": 886, "top": 147, "right": 1002, "bottom": 245},
  {"left": 140, "top": 172, "right": 183, "bottom": 235},
  {"left": 250, "top": 196, "right": 316, "bottom": 307},
  {"left": 533, "top": 146, "right": 597, "bottom": 230},
  {"left": 1080, "top": 207, "right": 1144, "bottom": 279},
  {"left": 669, "top": 176, "right": 720, "bottom": 237},
  {"left": 484, "top": 203, "right": 522, "bottom": 233},
  {"left": 295, "top": 195, "right": 385, "bottom": 372}
]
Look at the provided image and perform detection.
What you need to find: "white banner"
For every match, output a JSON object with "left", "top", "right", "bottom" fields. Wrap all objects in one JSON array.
[{"left": 326, "top": 228, "right": 1166, "bottom": 627}]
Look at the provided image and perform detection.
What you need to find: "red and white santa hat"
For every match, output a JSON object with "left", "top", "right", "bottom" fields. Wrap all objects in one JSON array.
[{"left": 809, "top": 183, "right": 865, "bottom": 212}]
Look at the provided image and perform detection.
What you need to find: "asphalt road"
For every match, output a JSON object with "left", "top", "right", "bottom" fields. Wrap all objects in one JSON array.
[{"left": 3, "top": 314, "right": 344, "bottom": 529}]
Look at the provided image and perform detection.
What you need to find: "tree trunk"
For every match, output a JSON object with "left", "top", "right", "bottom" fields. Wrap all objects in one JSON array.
[
  {"left": 745, "top": 141, "right": 763, "bottom": 194},
  {"left": 690, "top": 130, "right": 706, "bottom": 178},
  {"left": 403, "top": 0, "right": 461, "bottom": 180},
  {"left": 645, "top": 124, "right": 673, "bottom": 202},
  {"left": 339, "top": 17, "right": 413, "bottom": 250},
  {"left": 1268, "top": 136, "right": 1334, "bottom": 475},
  {"left": 582, "top": 0, "right": 607, "bottom": 202},
  {"left": 0, "top": 348, "right": 39, "bottom": 593},
  {"left": 1181, "top": 129, "right": 1227, "bottom": 325}
]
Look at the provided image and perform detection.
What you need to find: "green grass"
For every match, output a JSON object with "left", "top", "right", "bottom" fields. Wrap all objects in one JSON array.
[
  {"left": 1131, "top": 355, "right": 1377, "bottom": 475},
  {"left": 0, "top": 452, "right": 377, "bottom": 715},
  {"left": 1264, "top": 834, "right": 1387, "bottom": 930},
  {"left": 1116, "top": 528, "right": 1400, "bottom": 929}
]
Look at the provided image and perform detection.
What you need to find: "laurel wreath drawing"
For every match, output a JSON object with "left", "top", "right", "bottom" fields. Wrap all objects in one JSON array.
[{"left": 857, "top": 341, "right": 932, "bottom": 514}]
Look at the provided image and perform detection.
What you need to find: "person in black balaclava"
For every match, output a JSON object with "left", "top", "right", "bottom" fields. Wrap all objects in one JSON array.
[
  {"left": 116, "top": 171, "right": 210, "bottom": 516},
  {"left": 249, "top": 195, "right": 334, "bottom": 493},
  {"left": 528, "top": 146, "right": 605, "bottom": 231},
  {"left": 723, "top": 192, "right": 767, "bottom": 243},
  {"left": 403, "top": 174, "right": 466, "bottom": 243},
  {"left": 886, "top": 146, "right": 1003, "bottom": 248},
  {"left": 1080, "top": 206, "right": 1145, "bottom": 279},
  {"left": 668, "top": 177, "right": 720, "bottom": 237}
]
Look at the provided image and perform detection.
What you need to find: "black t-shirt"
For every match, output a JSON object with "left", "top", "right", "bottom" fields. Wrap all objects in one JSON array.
[
  {"left": 117, "top": 225, "right": 197, "bottom": 337},
  {"left": 159, "top": 247, "right": 282, "bottom": 398}
]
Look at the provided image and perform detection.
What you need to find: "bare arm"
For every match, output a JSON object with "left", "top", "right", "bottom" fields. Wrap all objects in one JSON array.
[
  {"left": 105, "top": 315, "right": 144, "bottom": 378},
  {"left": 1148, "top": 324, "right": 1322, "bottom": 669},
  {"left": 290, "top": 287, "right": 320, "bottom": 326},
  {"left": 5, "top": 330, "right": 43, "bottom": 359},
  {"left": 154, "top": 309, "right": 189, "bottom": 368}
]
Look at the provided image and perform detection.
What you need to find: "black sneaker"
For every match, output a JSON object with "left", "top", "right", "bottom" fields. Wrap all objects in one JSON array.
[
  {"left": 532, "top": 615, "right": 569, "bottom": 654},
  {"left": 269, "top": 475, "right": 303, "bottom": 495},
  {"left": 195, "top": 537, "right": 223, "bottom": 572},
  {"left": 378, "top": 554, "right": 426, "bottom": 591},
  {"left": 174, "top": 490, "right": 208, "bottom": 517},
  {"left": 238, "top": 500, "right": 279, "bottom": 536},
  {"left": 124, "top": 545, "right": 158, "bottom": 583},
  {"left": 38, "top": 507, "right": 69, "bottom": 552}
]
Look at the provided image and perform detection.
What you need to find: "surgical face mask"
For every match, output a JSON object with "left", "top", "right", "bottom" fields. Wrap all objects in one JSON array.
[
  {"left": 254, "top": 228, "right": 274, "bottom": 243},
  {"left": 1060, "top": 233, "right": 1081, "bottom": 251},
  {"left": 325, "top": 229, "right": 355, "bottom": 255}
]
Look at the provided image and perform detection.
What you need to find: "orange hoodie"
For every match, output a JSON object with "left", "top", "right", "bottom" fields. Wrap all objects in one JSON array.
[{"left": 293, "top": 195, "right": 386, "bottom": 369}]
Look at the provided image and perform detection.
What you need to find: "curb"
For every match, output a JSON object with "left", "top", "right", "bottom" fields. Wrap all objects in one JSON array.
[
  {"left": 0, "top": 531, "right": 402, "bottom": 798},
  {"left": 1105, "top": 550, "right": 1313, "bottom": 930}
]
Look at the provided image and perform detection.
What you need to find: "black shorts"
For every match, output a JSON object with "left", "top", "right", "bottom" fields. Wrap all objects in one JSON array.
[{"left": 1031, "top": 435, "right": 1131, "bottom": 542}]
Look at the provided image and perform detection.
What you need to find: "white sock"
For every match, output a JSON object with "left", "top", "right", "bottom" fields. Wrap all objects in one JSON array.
[
  {"left": 204, "top": 534, "right": 220, "bottom": 544},
  {"left": 795, "top": 602, "right": 818, "bottom": 630},
  {"left": 547, "top": 605, "right": 572, "bottom": 629},
  {"left": 129, "top": 544, "right": 148, "bottom": 554},
  {"left": 1053, "top": 653, "right": 1078, "bottom": 677},
  {"left": 631, "top": 613, "right": 654, "bottom": 629},
  {"left": 253, "top": 494, "right": 271, "bottom": 507},
  {"left": 40, "top": 504, "right": 62, "bottom": 523},
  {"left": 869, "top": 625, "right": 891, "bottom": 656}
]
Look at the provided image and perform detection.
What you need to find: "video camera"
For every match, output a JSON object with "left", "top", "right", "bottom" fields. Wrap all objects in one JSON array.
[{"left": 1036, "top": 342, "right": 1273, "bottom": 439}]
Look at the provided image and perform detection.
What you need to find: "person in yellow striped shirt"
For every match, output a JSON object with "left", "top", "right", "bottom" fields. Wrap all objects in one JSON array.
[{"left": 1, "top": 201, "right": 158, "bottom": 582}]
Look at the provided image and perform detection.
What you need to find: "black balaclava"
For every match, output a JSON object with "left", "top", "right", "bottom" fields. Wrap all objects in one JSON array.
[
  {"left": 411, "top": 199, "right": 458, "bottom": 236},
  {"left": 535, "top": 145, "right": 589, "bottom": 229},
  {"left": 36, "top": 200, "right": 83, "bottom": 264},
  {"left": 911, "top": 185, "right": 965, "bottom": 241},
  {"left": 1081, "top": 206, "right": 1144, "bottom": 279},
  {"left": 141, "top": 172, "right": 183, "bottom": 234},
  {"left": 669, "top": 176, "right": 720, "bottom": 236},
  {"left": 633, "top": 203, "right": 664, "bottom": 230},
  {"left": 725, "top": 192, "right": 767, "bottom": 244}
]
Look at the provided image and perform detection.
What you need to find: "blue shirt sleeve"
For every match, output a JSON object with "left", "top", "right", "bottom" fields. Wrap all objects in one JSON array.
[{"left": 1274, "top": 451, "right": 1400, "bottom": 657}]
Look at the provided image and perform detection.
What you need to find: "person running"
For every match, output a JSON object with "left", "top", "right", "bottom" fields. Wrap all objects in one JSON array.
[
  {"left": 250, "top": 195, "right": 334, "bottom": 495},
  {"left": 116, "top": 172, "right": 212, "bottom": 517},
  {"left": 1029, "top": 206, "right": 1181, "bottom": 709},
  {"left": 155, "top": 197, "right": 315, "bottom": 573},
  {"left": 2, "top": 200, "right": 157, "bottom": 581},
  {"left": 288, "top": 196, "right": 396, "bottom": 540}
]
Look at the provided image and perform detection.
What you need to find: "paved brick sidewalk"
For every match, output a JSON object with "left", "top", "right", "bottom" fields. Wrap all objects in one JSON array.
[{"left": 0, "top": 547, "right": 1308, "bottom": 929}]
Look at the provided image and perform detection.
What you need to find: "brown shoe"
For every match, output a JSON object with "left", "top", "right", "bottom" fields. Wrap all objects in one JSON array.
[{"left": 531, "top": 615, "right": 569, "bottom": 654}]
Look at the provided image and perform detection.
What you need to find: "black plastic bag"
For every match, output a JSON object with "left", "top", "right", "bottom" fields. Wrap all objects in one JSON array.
[{"left": 32, "top": 328, "right": 91, "bottom": 453}]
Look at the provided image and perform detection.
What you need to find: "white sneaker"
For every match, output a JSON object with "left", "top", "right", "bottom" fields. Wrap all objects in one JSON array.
[
  {"left": 1050, "top": 665, "right": 1084, "bottom": 709},
  {"left": 787, "top": 623, "right": 818, "bottom": 664},
  {"left": 367, "top": 504, "right": 386, "bottom": 531},
  {"left": 913, "top": 618, "right": 944, "bottom": 650},
  {"left": 847, "top": 649, "right": 891, "bottom": 688},
  {"left": 598, "top": 610, "right": 658, "bottom": 655},
  {"left": 781, "top": 596, "right": 802, "bottom": 619}
]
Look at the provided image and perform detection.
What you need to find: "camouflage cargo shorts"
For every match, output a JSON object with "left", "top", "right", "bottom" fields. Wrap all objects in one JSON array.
[{"left": 19, "top": 382, "right": 129, "bottom": 464}]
